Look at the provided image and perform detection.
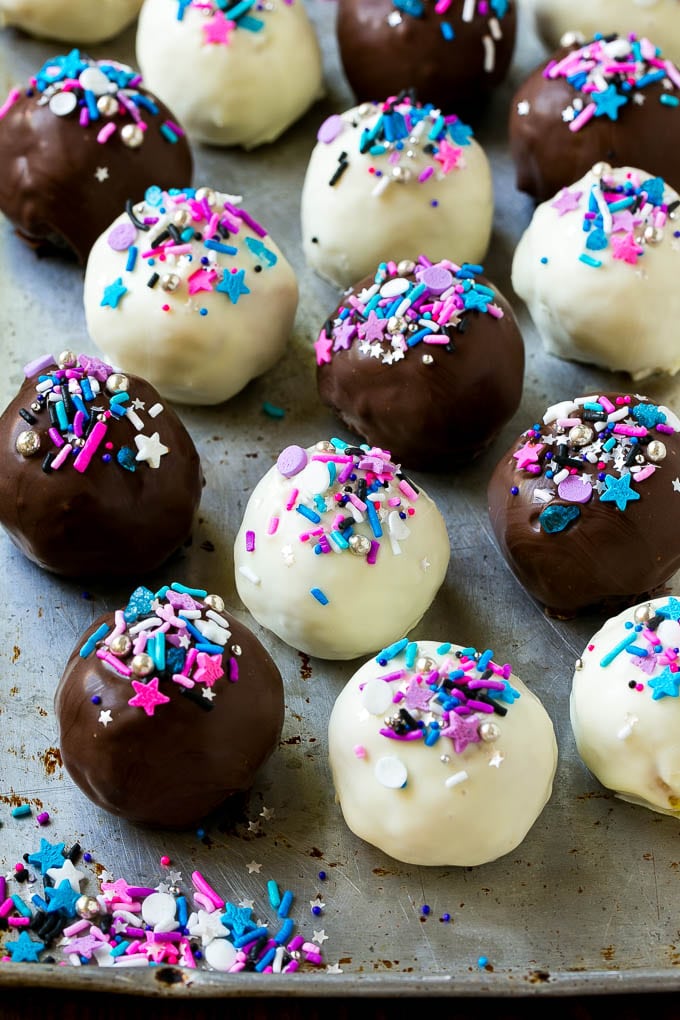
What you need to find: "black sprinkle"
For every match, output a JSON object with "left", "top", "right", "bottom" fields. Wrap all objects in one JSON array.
[
  {"left": 147, "top": 272, "right": 160, "bottom": 289},
  {"left": 125, "top": 198, "right": 150, "bottom": 231},
  {"left": 66, "top": 842, "right": 82, "bottom": 863},
  {"left": 168, "top": 224, "right": 182, "bottom": 243},
  {"left": 19, "top": 407, "right": 37, "bottom": 425},
  {"left": 329, "top": 159, "right": 349, "bottom": 187},
  {"left": 179, "top": 687, "right": 215, "bottom": 711},
  {"left": 41, "top": 451, "right": 55, "bottom": 473}
]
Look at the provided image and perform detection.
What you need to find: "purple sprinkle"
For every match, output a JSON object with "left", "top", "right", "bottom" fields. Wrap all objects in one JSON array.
[
  {"left": 107, "top": 222, "right": 137, "bottom": 252},
  {"left": 418, "top": 265, "right": 453, "bottom": 294},
  {"left": 23, "top": 353, "right": 56, "bottom": 378},
  {"left": 317, "top": 113, "right": 344, "bottom": 144},
  {"left": 277, "top": 444, "right": 308, "bottom": 478}
]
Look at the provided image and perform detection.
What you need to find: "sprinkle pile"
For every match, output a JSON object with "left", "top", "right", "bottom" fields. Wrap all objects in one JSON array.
[
  {"left": 79, "top": 582, "right": 242, "bottom": 721},
  {"left": 522, "top": 33, "right": 680, "bottom": 129},
  {"left": 176, "top": 0, "right": 295, "bottom": 44},
  {"left": 99, "top": 186, "right": 279, "bottom": 317},
  {"left": 508, "top": 395, "right": 680, "bottom": 532},
  {"left": 387, "top": 0, "right": 510, "bottom": 68},
  {"left": 0, "top": 49, "right": 184, "bottom": 147},
  {"left": 15, "top": 351, "right": 169, "bottom": 476},
  {"left": 317, "top": 96, "right": 475, "bottom": 197},
  {"left": 0, "top": 830, "right": 328, "bottom": 972},
  {"left": 584, "top": 595, "right": 680, "bottom": 702},
  {"left": 361, "top": 639, "right": 518, "bottom": 787},
  {"left": 315, "top": 256, "right": 504, "bottom": 367}
]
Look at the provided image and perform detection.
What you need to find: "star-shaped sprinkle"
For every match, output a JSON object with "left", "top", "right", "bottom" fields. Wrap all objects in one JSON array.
[
  {"left": 193, "top": 651, "right": 224, "bottom": 687},
  {"left": 215, "top": 267, "right": 250, "bottom": 304},
  {"left": 359, "top": 309, "right": 386, "bottom": 343},
  {"left": 94, "top": 166, "right": 109, "bottom": 182},
  {"left": 369, "top": 343, "right": 382, "bottom": 359},
  {"left": 223, "top": 902, "right": 257, "bottom": 936},
  {"left": 5, "top": 931, "right": 45, "bottom": 962},
  {"left": 260, "top": 805, "right": 275, "bottom": 820},
  {"left": 611, "top": 210, "right": 637, "bottom": 234},
  {"left": 46, "top": 859, "right": 85, "bottom": 892},
  {"left": 128, "top": 676, "right": 171, "bottom": 716},
  {"left": 599, "top": 472, "right": 640, "bottom": 511},
  {"left": 561, "top": 105, "right": 576, "bottom": 123},
  {"left": 134, "top": 431, "right": 169, "bottom": 469},
  {"left": 238, "top": 899, "right": 255, "bottom": 911},
  {"left": 592, "top": 84, "right": 628, "bottom": 120},
  {"left": 45, "top": 878, "right": 81, "bottom": 916},
  {"left": 648, "top": 666, "right": 680, "bottom": 700},
  {"left": 131, "top": 398, "right": 146, "bottom": 411},
  {"left": 202, "top": 8, "right": 236, "bottom": 44},
  {"left": 326, "top": 962, "right": 343, "bottom": 974},
  {"left": 310, "top": 899, "right": 325, "bottom": 910},
  {"left": 98, "top": 709, "right": 112, "bottom": 727},
  {"left": 313, "top": 929, "right": 329, "bottom": 945},
  {"left": 488, "top": 751, "right": 504, "bottom": 768},
  {"left": 633, "top": 92, "right": 645, "bottom": 105},
  {"left": 441, "top": 713, "right": 481, "bottom": 753},
  {"left": 202, "top": 687, "right": 217, "bottom": 702},
  {"left": 434, "top": 138, "right": 462, "bottom": 174},
  {"left": 62, "top": 933, "right": 102, "bottom": 959},
  {"left": 187, "top": 267, "right": 217, "bottom": 295},
  {"left": 463, "top": 287, "right": 490, "bottom": 313},
  {"left": 247, "top": 819, "right": 260, "bottom": 833},
  {"left": 673, "top": 478, "right": 680, "bottom": 493},
  {"left": 513, "top": 441, "right": 544, "bottom": 470},
  {"left": 496, "top": 679, "right": 521, "bottom": 705},
  {"left": 658, "top": 596, "right": 680, "bottom": 622},
  {"left": 27, "top": 838, "right": 66, "bottom": 876},
  {"left": 332, "top": 320, "right": 356, "bottom": 351},
  {"left": 611, "top": 232, "right": 644, "bottom": 265},
  {"left": 100, "top": 277, "right": 127, "bottom": 309},
  {"left": 246, "top": 860, "right": 262, "bottom": 874},
  {"left": 552, "top": 187, "right": 582, "bottom": 216},
  {"left": 188, "top": 909, "right": 230, "bottom": 946},
  {"left": 402, "top": 676, "right": 434, "bottom": 711},
  {"left": 516, "top": 99, "right": 530, "bottom": 116},
  {"left": 314, "top": 330, "right": 333, "bottom": 365}
]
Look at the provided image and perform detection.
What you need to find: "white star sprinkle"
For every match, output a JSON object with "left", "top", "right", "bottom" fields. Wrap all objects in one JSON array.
[
  {"left": 246, "top": 861, "right": 262, "bottom": 874},
  {"left": 238, "top": 899, "right": 255, "bottom": 910},
  {"left": 46, "top": 859, "right": 85, "bottom": 892},
  {"left": 391, "top": 348, "right": 405, "bottom": 362},
  {"left": 561, "top": 106, "right": 575, "bottom": 123},
  {"left": 134, "top": 431, "right": 169, "bottom": 469},
  {"left": 358, "top": 340, "right": 372, "bottom": 355},
  {"left": 673, "top": 478, "right": 680, "bottom": 493},
  {"left": 247, "top": 820, "right": 260, "bottom": 833},
  {"left": 421, "top": 558, "right": 431, "bottom": 571},
  {"left": 281, "top": 544, "right": 295, "bottom": 566},
  {"left": 633, "top": 92, "right": 645, "bottom": 105},
  {"left": 178, "top": 633, "right": 191, "bottom": 649},
  {"left": 489, "top": 752, "right": 504, "bottom": 768},
  {"left": 202, "top": 687, "right": 216, "bottom": 702},
  {"left": 188, "top": 909, "right": 229, "bottom": 946},
  {"left": 98, "top": 709, "right": 112, "bottom": 727},
  {"left": 313, "top": 929, "right": 329, "bottom": 945},
  {"left": 94, "top": 166, "right": 109, "bottom": 182},
  {"left": 155, "top": 882, "right": 172, "bottom": 895},
  {"left": 516, "top": 99, "right": 530, "bottom": 116},
  {"left": 310, "top": 899, "right": 325, "bottom": 910},
  {"left": 167, "top": 870, "right": 182, "bottom": 884},
  {"left": 260, "top": 806, "right": 275, "bottom": 821},
  {"left": 326, "top": 962, "right": 343, "bottom": 974},
  {"left": 131, "top": 398, "right": 146, "bottom": 411},
  {"left": 387, "top": 10, "right": 401, "bottom": 24}
]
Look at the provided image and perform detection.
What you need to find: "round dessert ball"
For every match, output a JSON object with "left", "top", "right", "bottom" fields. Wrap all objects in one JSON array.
[
  {"left": 487, "top": 393, "right": 680, "bottom": 619},
  {"left": 135, "top": 0, "right": 324, "bottom": 149},
  {"left": 55, "top": 581, "right": 285, "bottom": 828},
  {"left": 328, "top": 638, "right": 558, "bottom": 866},
  {"left": 0, "top": 51, "right": 193, "bottom": 265},
  {"left": 234, "top": 440, "right": 451, "bottom": 659},
  {"left": 0, "top": 350, "right": 204, "bottom": 579},
  {"left": 316, "top": 255, "right": 525, "bottom": 471},
  {"left": 570, "top": 595, "right": 680, "bottom": 817},
  {"left": 301, "top": 97, "right": 494, "bottom": 289},
  {"left": 0, "top": 0, "right": 142, "bottom": 44},
  {"left": 84, "top": 186, "right": 299, "bottom": 406},
  {"left": 529, "top": 0, "right": 680, "bottom": 68},
  {"left": 512, "top": 165, "right": 680, "bottom": 380},
  {"left": 509, "top": 33, "right": 680, "bottom": 204},
  {"left": 335, "top": 0, "right": 517, "bottom": 123}
]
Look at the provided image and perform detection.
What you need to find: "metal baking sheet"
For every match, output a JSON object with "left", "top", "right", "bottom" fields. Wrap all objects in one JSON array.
[{"left": 1, "top": 0, "right": 680, "bottom": 999}]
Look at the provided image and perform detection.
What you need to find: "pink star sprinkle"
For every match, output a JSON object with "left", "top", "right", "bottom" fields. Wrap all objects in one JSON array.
[
  {"left": 314, "top": 330, "right": 333, "bottom": 365},
  {"left": 187, "top": 268, "right": 218, "bottom": 295},
  {"left": 513, "top": 441, "right": 545, "bottom": 470},
  {"left": 202, "top": 9, "right": 236, "bottom": 45},
  {"left": 611, "top": 231, "right": 644, "bottom": 265},
  {"left": 433, "top": 139, "right": 463, "bottom": 174},
  {"left": 128, "top": 677, "right": 171, "bottom": 717},
  {"left": 551, "top": 188, "right": 582, "bottom": 216},
  {"left": 193, "top": 652, "right": 224, "bottom": 688}
]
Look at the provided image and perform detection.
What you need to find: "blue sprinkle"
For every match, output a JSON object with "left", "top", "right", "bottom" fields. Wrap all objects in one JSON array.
[
  {"left": 539, "top": 504, "right": 581, "bottom": 534},
  {"left": 310, "top": 588, "right": 329, "bottom": 605}
]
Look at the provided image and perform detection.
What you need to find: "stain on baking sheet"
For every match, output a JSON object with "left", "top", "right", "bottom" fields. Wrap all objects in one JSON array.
[
  {"left": 41, "top": 746, "right": 62, "bottom": 776},
  {"left": 10, "top": 645, "right": 19, "bottom": 662},
  {"left": 298, "top": 651, "right": 313, "bottom": 680}
]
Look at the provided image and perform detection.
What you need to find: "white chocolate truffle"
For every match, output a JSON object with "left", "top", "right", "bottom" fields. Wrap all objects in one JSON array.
[
  {"left": 234, "top": 441, "right": 450, "bottom": 660},
  {"left": 0, "top": 0, "right": 142, "bottom": 43},
  {"left": 328, "top": 639, "right": 558, "bottom": 866},
  {"left": 135, "top": 0, "right": 324, "bottom": 149},
  {"left": 570, "top": 595, "right": 680, "bottom": 817},
  {"left": 83, "top": 186, "right": 298, "bottom": 406},
  {"left": 301, "top": 98, "right": 494, "bottom": 289},
  {"left": 529, "top": 0, "right": 680, "bottom": 67},
  {"left": 511, "top": 166, "right": 680, "bottom": 380}
]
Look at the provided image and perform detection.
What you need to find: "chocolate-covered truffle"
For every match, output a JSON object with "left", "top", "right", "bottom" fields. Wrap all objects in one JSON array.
[
  {"left": 509, "top": 34, "right": 680, "bottom": 204},
  {"left": 336, "top": 0, "right": 517, "bottom": 122},
  {"left": 316, "top": 256, "right": 525, "bottom": 470},
  {"left": 487, "top": 393, "right": 680, "bottom": 619},
  {"left": 0, "top": 351, "right": 203, "bottom": 579},
  {"left": 0, "top": 50, "right": 193, "bottom": 263},
  {"left": 55, "top": 582, "right": 285, "bottom": 828}
]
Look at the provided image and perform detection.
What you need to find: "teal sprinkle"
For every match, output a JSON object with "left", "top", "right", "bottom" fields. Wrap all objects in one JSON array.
[{"left": 262, "top": 401, "right": 285, "bottom": 418}]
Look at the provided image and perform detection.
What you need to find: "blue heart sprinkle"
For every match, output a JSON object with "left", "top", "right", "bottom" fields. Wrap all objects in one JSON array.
[
  {"left": 586, "top": 229, "right": 608, "bottom": 251},
  {"left": 539, "top": 504, "right": 581, "bottom": 534}
]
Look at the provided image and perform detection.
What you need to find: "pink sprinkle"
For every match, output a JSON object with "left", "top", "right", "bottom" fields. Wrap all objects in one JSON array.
[
  {"left": 398, "top": 479, "right": 418, "bottom": 500},
  {"left": 182, "top": 647, "right": 198, "bottom": 676},
  {"left": 48, "top": 427, "right": 65, "bottom": 448},
  {"left": 0, "top": 899, "right": 14, "bottom": 918},
  {"left": 245, "top": 530, "right": 256, "bottom": 552},
  {"left": 172, "top": 673, "right": 195, "bottom": 688},
  {"left": 632, "top": 465, "right": 656, "bottom": 482},
  {"left": 569, "top": 102, "right": 596, "bottom": 132},
  {"left": 0, "top": 87, "right": 21, "bottom": 120},
  {"left": 79, "top": 107, "right": 89, "bottom": 127},
  {"left": 97, "top": 121, "right": 117, "bottom": 144},
  {"left": 285, "top": 487, "right": 299, "bottom": 511},
  {"left": 434, "top": 0, "right": 451, "bottom": 11},
  {"left": 353, "top": 745, "right": 367, "bottom": 758},
  {"left": 267, "top": 516, "right": 279, "bottom": 535},
  {"left": 50, "top": 442, "right": 73, "bottom": 470},
  {"left": 73, "top": 420, "right": 107, "bottom": 472},
  {"left": 96, "top": 648, "right": 132, "bottom": 676},
  {"left": 63, "top": 919, "right": 90, "bottom": 938},
  {"left": 418, "top": 166, "right": 434, "bottom": 183},
  {"left": 8, "top": 917, "right": 30, "bottom": 927},
  {"left": 191, "top": 870, "right": 224, "bottom": 910},
  {"left": 228, "top": 657, "right": 239, "bottom": 682}
]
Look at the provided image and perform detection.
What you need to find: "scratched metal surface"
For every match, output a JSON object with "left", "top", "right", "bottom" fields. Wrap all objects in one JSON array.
[{"left": 1, "top": 0, "right": 680, "bottom": 999}]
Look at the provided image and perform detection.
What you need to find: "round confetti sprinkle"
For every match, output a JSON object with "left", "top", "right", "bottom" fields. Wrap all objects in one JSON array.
[
  {"left": 317, "top": 113, "right": 344, "bottom": 144},
  {"left": 107, "top": 222, "right": 137, "bottom": 252},
  {"left": 277, "top": 444, "right": 308, "bottom": 478}
]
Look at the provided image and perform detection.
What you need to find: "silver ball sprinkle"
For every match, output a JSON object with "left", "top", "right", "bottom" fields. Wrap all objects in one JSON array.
[
  {"left": 391, "top": 165, "right": 412, "bottom": 182},
  {"left": 568, "top": 424, "right": 593, "bottom": 447},
  {"left": 647, "top": 440, "right": 667, "bottom": 462},
  {"left": 644, "top": 225, "right": 663, "bottom": 245},
  {"left": 315, "top": 440, "right": 335, "bottom": 452},
  {"left": 31, "top": 401, "right": 42, "bottom": 413},
  {"left": 204, "top": 593, "right": 225, "bottom": 613},
  {"left": 120, "top": 123, "right": 144, "bottom": 148},
  {"left": 109, "top": 634, "right": 132, "bottom": 657},
  {"left": 633, "top": 603, "right": 654, "bottom": 624},
  {"left": 439, "top": 754, "right": 451, "bottom": 764},
  {"left": 97, "top": 413, "right": 108, "bottom": 423},
  {"left": 131, "top": 653, "right": 154, "bottom": 677},
  {"left": 422, "top": 353, "right": 434, "bottom": 365},
  {"left": 479, "top": 721, "right": 500, "bottom": 743},
  {"left": 97, "top": 95, "right": 119, "bottom": 117},
  {"left": 161, "top": 273, "right": 180, "bottom": 292},
  {"left": 415, "top": 656, "right": 435, "bottom": 674},
  {"left": 173, "top": 209, "right": 191, "bottom": 228},
  {"left": 397, "top": 259, "right": 416, "bottom": 275},
  {"left": 106, "top": 372, "right": 129, "bottom": 394},
  {"left": 386, "top": 316, "right": 405, "bottom": 335},
  {"left": 231, "top": 644, "right": 242, "bottom": 656},
  {"left": 57, "top": 349, "right": 78, "bottom": 369},
  {"left": 15, "top": 430, "right": 40, "bottom": 457},
  {"left": 634, "top": 453, "right": 645, "bottom": 465},
  {"left": 75, "top": 895, "right": 100, "bottom": 920},
  {"left": 348, "top": 534, "right": 371, "bottom": 556},
  {"left": 574, "top": 658, "right": 583, "bottom": 671},
  {"left": 560, "top": 30, "right": 585, "bottom": 47},
  {"left": 195, "top": 186, "right": 217, "bottom": 206}
]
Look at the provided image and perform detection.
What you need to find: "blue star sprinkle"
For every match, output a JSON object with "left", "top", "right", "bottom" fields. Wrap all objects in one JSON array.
[
  {"left": 648, "top": 666, "right": 680, "bottom": 700},
  {"left": 599, "top": 473, "right": 640, "bottom": 511},
  {"left": 215, "top": 267, "right": 250, "bottom": 304},
  {"left": 100, "top": 277, "right": 127, "bottom": 309},
  {"left": 27, "top": 838, "right": 66, "bottom": 876},
  {"left": 5, "top": 931, "right": 45, "bottom": 963},
  {"left": 658, "top": 597, "right": 680, "bottom": 622},
  {"left": 592, "top": 85, "right": 628, "bottom": 121},
  {"left": 45, "top": 878, "right": 82, "bottom": 916}
]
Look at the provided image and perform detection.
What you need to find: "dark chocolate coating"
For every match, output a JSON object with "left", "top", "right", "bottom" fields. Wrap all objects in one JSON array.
[
  {"left": 487, "top": 393, "right": 680, "bottom": 618},
  {"left": 0, "top": 78, "right": 193, "bottom": 263},
  {"left": 317, "top": 270, "right": 525, "bottom": 471},
  {"left": 0, "top": 358, "right": 204, "bottom": 579},
  {"left": 509, "top": 42, "right": 680, "bottom": 203},
  {"left": 55, "top": 606, "right": 284, "bottom": 828},
  {"left": 336, "top": 0, "right": 517, "bottom": 121}
]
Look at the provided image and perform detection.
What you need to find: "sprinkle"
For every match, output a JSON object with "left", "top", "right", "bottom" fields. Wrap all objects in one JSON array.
[{"left": 310, "top": 588, "right": 329, "bottom": 605}]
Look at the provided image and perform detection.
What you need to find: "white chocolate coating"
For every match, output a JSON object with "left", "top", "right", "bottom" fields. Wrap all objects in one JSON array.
[
  {"left": 0, "top": 0, "right": 142, "bottom": 43},
  {"left": 328, "top": 640, "right": 558, "bottom": 866},
  {"left": 234, "top": 442, "right": 450, "bottom": 660},
  {"left": 135, "top": 0, "right": 324, "bottom": 149},
  {"left": 570, "top": 596, "right": 680, "bottom": 816},
  {"left": 301, "top": 99, "right": 494, "bottom": 289},
  {"left": 511, "top": 165, "right": 680, "bottom": 380},
  {"left": 83, "top": 187, "right": 298, "bottom": 406},
  {"left": 529, "top": 0, "right": 680, "bottom": 66}
]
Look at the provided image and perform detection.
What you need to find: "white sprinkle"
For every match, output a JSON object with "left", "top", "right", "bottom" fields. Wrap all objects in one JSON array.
[
  {"left": 148, "top": 402, "right": 164, "bottom": 418},
  {"left": 125, "top": 408, "right": 144, "bottom": 431},
  {"left": 482, "top": 35, "right": 495, "bottom": 73},
  {"left": 239, "top": 565, "right": 261, "bottom": 585},
  {"left": 489, "top": 16, "right": 502, "bottom": 40},
  {"left": 49, "top": 91, "right": 77, "bottom": 116},
  {"left": 445, "top": 770, "right": 469, "bottom": 788},
  {"left": 462, "top": 0, "right": 475, "bottom": 21},
  {"left": 374, "top": 755, "right": 408, "bottom": 789},
  {"left": 532, "top": 489, "right": 553, "bottom": 504},
  {"left": 387, "top": 10, "right": 401, "bottom": 25},
  {"left": 361, "top": 676, "right": 394, "bottom": 715}
]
